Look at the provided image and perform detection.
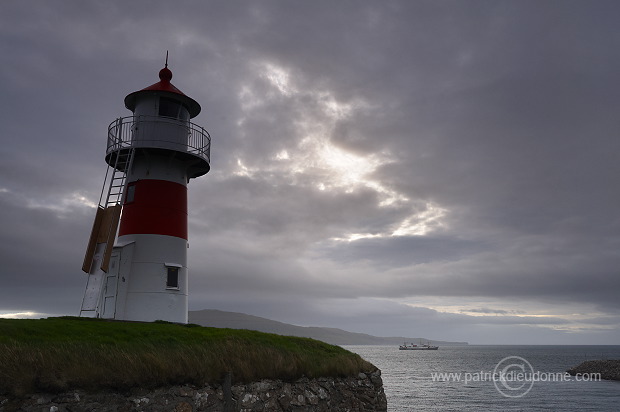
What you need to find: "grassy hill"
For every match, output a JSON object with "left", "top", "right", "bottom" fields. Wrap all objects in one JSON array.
[{"left": 0, "top": 317, "right": 374, "bottom": 397}]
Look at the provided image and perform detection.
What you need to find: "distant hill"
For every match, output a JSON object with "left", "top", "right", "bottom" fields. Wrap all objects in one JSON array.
[{"left": 188, "top": 309, "right": 468, "bottom": 346}]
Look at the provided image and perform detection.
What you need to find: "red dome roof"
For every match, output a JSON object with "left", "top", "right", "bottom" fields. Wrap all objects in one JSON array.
[
  {"left": 124, "top": 64, "right": 201, "bottom": 118},
  {"left": 140, "top": 65, "right": 184, "bottom": 95}
]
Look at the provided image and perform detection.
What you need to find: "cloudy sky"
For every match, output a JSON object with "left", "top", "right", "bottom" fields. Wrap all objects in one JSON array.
[{"left": 1, "top": 0, "right": 619, "bottom": 344}]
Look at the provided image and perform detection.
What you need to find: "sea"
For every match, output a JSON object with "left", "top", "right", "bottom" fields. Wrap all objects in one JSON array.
[{"left": 343, "top": 345, "right": 620, "bottom": 412}]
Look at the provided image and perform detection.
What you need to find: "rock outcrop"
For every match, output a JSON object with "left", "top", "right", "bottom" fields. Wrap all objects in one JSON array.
[
  {"left": 567, "top": 359, "right": 620, "bottom": 381},
  {"left": 0, "top": 370, "right": 387, "bottom": 412}
]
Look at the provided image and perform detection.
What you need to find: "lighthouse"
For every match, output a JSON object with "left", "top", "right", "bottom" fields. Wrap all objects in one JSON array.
[{"left": 80, "top": 58, "right": 210, "bottom": 323}]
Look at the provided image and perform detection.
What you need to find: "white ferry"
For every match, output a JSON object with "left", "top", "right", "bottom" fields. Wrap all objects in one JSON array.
[{"left": 398, "top": 341, "right": 439, "bottom": 350}]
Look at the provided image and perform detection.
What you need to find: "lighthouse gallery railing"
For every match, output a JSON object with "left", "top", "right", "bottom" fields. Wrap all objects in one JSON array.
[{"left": 106, "top": 115, "right": 211, "bottom": 163}]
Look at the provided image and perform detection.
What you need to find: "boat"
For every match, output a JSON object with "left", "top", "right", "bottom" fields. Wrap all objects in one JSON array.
[{"left": 398, "top": 341, "right": 439, "bottom": 350}]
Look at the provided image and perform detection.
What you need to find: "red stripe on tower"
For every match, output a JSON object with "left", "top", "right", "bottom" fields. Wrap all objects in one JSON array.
[{"left": 118, "top": 179, "right": 188, "bottom": 239}]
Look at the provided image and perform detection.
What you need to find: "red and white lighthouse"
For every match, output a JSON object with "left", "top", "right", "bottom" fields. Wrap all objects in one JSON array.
[{"left": 80, "top": 58, "right": 210, "bottom": 323}]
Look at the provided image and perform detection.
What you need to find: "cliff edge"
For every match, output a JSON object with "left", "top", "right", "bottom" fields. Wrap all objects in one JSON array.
[{"left": 1, "top": 371, "right": 387, "bottom": 412}]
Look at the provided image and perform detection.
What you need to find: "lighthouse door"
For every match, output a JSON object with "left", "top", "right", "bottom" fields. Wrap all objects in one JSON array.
[{"left": 101, "top": 253, "right": 120, "bottom": 319}]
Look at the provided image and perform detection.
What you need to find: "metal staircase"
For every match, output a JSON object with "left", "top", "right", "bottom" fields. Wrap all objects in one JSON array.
[
  {"left": 82, "top": 148, "right": 135, "bottom": 274},
  {"left": 99, "top": 149, "right": 135, "bottom": 208}
]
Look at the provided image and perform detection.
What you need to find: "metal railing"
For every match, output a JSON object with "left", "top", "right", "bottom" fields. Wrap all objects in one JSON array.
[{"left": 106, "top": 115, "right": 211, "bottom": 163}]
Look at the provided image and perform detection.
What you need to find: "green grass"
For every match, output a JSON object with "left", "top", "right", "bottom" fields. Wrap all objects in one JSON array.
[{"left": 0, "top": 317, "right": 374, "bottom": 397}]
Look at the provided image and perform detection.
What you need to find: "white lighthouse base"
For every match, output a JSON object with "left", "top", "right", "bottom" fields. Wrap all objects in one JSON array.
[{"left": 79, "top": 235, "right": 188, "bottom": 323}]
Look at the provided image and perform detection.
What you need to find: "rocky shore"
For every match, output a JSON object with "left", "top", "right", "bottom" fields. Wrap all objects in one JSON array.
[
  {"left": 567, "top": 359, "right": 620, "bottom": 381},
  {"left": 0, "top": 370, "right": 387, "bottom": 412}
]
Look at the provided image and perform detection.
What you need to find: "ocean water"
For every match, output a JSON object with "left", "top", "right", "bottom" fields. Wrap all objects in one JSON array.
[{"left": 344, "top": 345, "right": 620, "bottom": 411}]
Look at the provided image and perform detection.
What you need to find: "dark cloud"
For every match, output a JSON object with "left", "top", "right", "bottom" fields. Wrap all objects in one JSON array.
[{"left": 1, "top": 0, "right": 619, "bottom": 344}]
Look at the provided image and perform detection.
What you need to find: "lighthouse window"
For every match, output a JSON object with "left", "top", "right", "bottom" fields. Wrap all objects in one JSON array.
[
  {"left": 166, "top": 266, "right": 179, "bottom": 289},
  {"left": 124, "top": 183, "right": 136, "bottom": 204},
  {"left": 159, "top": 97, "right": 188, "bottom": 120}
]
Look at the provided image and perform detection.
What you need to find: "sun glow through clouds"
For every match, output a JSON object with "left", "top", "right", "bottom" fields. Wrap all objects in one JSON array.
[
  {"left": 392, "top": 204, "right": 447, "bottom": 236},
  {"left": 235, "top": 60, "right": 449, "bottom": 243},
  {"left": 263, "top": 63, "right": 295, "bottom": 96},
  {"left": 274, "top": 149, "right": 290, "bottom": 160},
  {"left": 314, "top": 140, "right": 376, "bottom": 191}
]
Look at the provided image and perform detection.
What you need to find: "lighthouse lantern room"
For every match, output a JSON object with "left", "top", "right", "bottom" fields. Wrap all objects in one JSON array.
[{"left": 80, "top": 58, "right": 210, "bottom": 323}]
